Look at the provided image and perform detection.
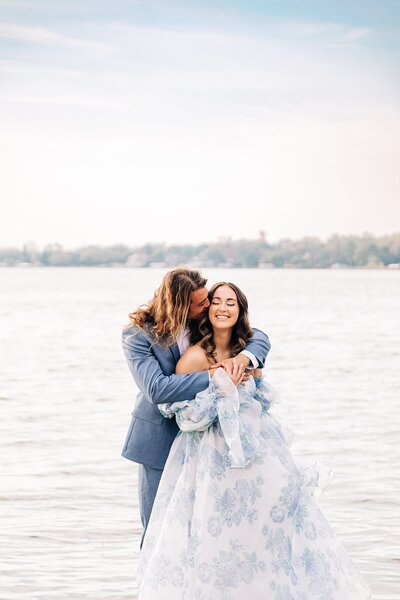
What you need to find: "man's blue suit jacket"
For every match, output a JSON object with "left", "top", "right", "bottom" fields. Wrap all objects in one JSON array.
[{"left": 121, "top": 324, "right": 271, "bottom": 470}]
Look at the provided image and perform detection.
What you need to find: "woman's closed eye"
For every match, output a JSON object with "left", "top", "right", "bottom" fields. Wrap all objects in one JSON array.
[{"left": 212, "top": 300, "right": 236, "bottom": 307}]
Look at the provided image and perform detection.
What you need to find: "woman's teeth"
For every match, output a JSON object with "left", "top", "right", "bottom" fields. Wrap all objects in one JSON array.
[{"left": 216, "top": 315, "right": 229, "bottom": 320}]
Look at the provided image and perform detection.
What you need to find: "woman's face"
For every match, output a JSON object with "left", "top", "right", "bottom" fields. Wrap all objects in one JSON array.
[{"left": 208, "top": 285, "right": 240, "bottom": 329}]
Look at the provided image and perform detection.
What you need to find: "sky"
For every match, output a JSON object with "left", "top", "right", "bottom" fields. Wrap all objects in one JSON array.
[{"left": 1, "top": 0, "right": 399, "bottom": 248}]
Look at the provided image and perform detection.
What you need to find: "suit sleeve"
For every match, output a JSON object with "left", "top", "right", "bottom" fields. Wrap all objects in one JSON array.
[
  {"left": 243, "top": 328, "right": 271, "bottom": 369},
  {"left": 122, "top": 328, "right": 209, "bottom": 405}
]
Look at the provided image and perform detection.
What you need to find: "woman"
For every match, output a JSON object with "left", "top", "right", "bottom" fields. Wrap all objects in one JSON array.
[{"left": 137, "top": 282, "right": 372, "bottom": 599}]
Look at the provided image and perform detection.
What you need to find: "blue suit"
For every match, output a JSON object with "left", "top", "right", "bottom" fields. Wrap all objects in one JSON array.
[{"left": 121, "top": 324, "right": 271, "bottom": 538}]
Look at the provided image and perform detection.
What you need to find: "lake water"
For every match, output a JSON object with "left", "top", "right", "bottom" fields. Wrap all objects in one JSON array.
[{"left": 1, "top": 267, "right": 399, "bottom": 599}]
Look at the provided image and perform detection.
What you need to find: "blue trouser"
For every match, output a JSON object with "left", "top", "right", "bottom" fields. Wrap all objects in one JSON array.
[{"left": 138, "top": 463, "right": 163, "bottom": 548}]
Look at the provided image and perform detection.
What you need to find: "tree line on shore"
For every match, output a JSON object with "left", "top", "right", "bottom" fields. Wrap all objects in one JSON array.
[{"left": 1, "top": 232, "right": 399, "bottom": 268}]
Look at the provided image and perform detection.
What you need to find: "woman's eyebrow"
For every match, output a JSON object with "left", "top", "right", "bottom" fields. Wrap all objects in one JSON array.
[{"left": 212, "top": 296, "right": 236, "bottom": 302}]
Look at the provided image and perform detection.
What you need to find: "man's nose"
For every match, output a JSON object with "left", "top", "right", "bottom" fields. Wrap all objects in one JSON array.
[{"left": 205, "top": 298, "right": 210, "bottom": 308}]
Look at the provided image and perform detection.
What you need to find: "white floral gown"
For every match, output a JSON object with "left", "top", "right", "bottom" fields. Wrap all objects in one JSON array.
[{"left": 137, "top": 369, "right": 372, "bottom": 600}]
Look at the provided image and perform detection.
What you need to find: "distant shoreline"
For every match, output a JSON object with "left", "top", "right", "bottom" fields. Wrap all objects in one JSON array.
[
  {"left": 1, "top": 233, "right": 399, "bottom": 269},
  {"left": 2, "top": 263, "right": 399, "bottom": 270}
]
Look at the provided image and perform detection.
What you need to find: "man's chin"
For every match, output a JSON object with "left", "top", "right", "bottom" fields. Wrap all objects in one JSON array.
[{"left": 190, "top": 313, "right": 207, "bottom": 322}]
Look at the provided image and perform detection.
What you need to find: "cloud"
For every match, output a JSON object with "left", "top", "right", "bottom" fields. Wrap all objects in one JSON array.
[
  {"left": 0, "top": 21, "right": 116, "bottom": 54},
  {"left": 345, "top": 26, "right": 372, "bottom": 40},
  {"left": 0, "top": 13, "right": 397, "bottom": 246},
  {"left": 274, "top": 20, "right": 372, "bottom": 42},
  {"left": 0, "top": 18, "right": 394, "bottom": 128}
]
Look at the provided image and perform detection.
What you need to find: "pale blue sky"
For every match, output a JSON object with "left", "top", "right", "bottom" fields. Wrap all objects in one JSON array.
[{"left": 1, "top": 0, "right": 399, "bottom": 248}]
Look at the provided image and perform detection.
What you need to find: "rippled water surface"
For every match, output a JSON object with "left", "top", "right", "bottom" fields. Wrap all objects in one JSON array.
[{"left": 1, "top": 267, "right": 399, "bottom": 599}]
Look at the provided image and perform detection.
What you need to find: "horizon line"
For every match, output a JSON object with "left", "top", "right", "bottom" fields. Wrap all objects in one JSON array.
[{"left": 4, "top": 230, "right": 400, "bottom": 251}]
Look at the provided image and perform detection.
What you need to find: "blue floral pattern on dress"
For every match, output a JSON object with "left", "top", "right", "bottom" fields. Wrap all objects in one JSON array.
[
  {"left": 211, "top": 476, "right": 263, "bottom": 527},
  {"left": 137, "top": 370, "right": 372, "bottom": 599},
  {"left": 210, "top": 539, "right": 266, "bottom": 597},
  {"left": 279, "top": 470, "right": 309, "bottom": 532},
  {"left": 264, "top": 526, "right": 298, "bottom": 585},
  {"left": 300, "top": 548, "right": 340, "bottom": 599}
]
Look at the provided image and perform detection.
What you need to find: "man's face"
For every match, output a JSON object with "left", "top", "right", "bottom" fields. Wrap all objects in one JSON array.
[{"left": 187, "top": 287, "right": 210, "bottom": 320}]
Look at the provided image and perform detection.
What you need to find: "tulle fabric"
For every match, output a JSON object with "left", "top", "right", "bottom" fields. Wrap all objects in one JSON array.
[{"left": 138, "top": 369, "right": 372, "bottom": 600}]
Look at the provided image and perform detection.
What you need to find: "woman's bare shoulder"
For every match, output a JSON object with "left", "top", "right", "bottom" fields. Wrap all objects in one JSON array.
[{"left": 176, "top": 344, "right": 210, "bottom": 374}]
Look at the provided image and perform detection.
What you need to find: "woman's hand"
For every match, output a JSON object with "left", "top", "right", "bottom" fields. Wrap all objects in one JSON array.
[
  {"left": 211, "top": 354, "right": 250, "bottom": 370},
  {"left": 220, "top": 358, "right": 245, "bottom": 386}
]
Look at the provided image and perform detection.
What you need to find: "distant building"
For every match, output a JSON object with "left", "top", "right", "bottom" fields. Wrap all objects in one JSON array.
[
  {"left": 149, "top": 262, "right": 167, "bottom": 268},
  {"left": 16, "top": 261, "right": 33, "bottom": 268},
  {"left": 125, "top": 254, "right": 145, "bottom": 267}
]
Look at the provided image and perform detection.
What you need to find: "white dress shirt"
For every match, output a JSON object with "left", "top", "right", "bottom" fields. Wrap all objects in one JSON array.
[{"left": 177, "top": 328, "right": 191, "bottom": 356}]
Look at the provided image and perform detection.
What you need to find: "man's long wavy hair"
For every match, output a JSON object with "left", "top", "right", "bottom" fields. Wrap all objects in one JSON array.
[
  {"left": 127, "top": 268, "right": 207, "bottom": 346},
  {"left": 190, "top": 282, "right": 253, "bottom": 363}
]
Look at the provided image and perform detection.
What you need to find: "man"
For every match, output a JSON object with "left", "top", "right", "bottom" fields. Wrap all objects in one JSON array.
[{"left": 121, "top": 268, "right": 270, "bottom": 543}]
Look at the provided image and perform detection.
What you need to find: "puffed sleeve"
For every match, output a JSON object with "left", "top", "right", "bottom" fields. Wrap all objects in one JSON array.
[
  {"left": 158, "top": 372, "right": 220, "bottom": 432},
  {"left": 159, "top": 368, "right": 245, "bottom": 466}
]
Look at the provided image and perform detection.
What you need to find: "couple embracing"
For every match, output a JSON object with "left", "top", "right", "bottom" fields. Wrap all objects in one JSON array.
[{"left": 121, "top": 268, "right": 371, "bottom": 599}]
